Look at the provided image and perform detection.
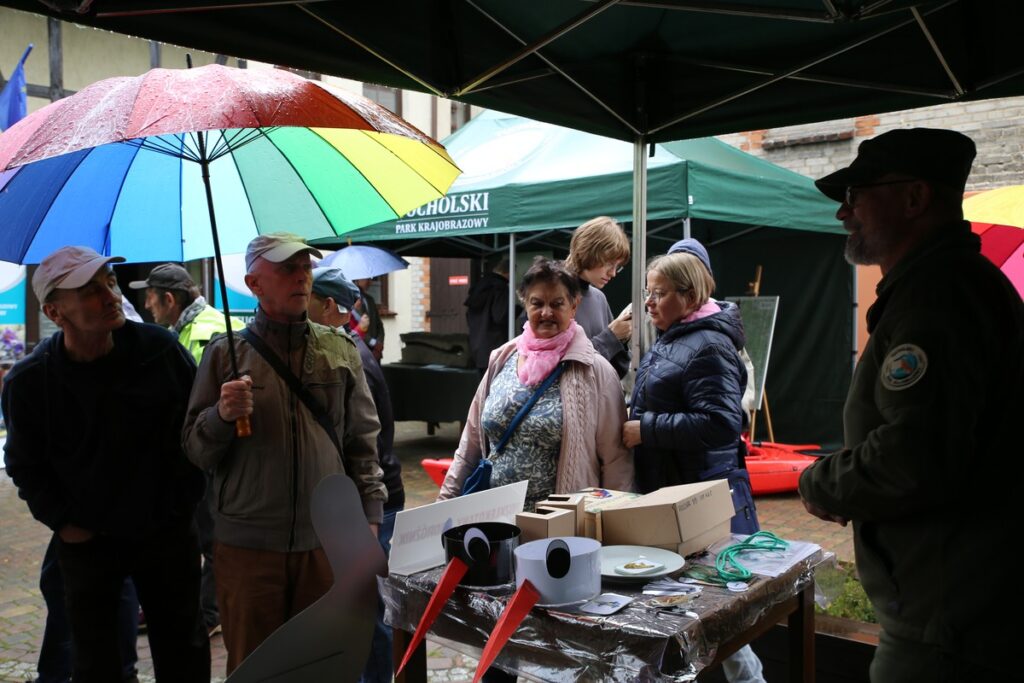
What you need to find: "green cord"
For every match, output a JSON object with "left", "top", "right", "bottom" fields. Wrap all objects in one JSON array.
[{"left": 714, "top": 531, "right": 789, "bottom": 582}]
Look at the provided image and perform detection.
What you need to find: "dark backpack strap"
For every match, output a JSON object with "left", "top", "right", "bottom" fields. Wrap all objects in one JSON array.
[{"left": 238, "top": 328, "right": 348, "bottom": 468}]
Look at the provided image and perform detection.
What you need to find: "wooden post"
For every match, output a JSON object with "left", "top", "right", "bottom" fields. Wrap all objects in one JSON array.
[{"left": 746, "top": 265, "right": 775, "bottom": 441}]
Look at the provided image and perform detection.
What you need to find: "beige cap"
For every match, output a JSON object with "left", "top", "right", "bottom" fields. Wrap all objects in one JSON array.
[
  {"left": 32, "top": 246, "right": 126, "bottom": 303},
  {"left": 245, "top": 232, "right": 323, "bottom": 272}
]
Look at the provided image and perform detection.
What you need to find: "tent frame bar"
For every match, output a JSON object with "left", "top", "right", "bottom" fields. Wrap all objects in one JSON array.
[
  {"left": 649, "top": 0, "right": 956, "bottom": 135},
  {"left": 456, "top": 0, "right": 621, "bottom": 96},
  {"left": 298, "top": 4, "right": 446, "bottom": 96},
  {"left": 464, "top": 0, "right": 641, "bottom": 136}
]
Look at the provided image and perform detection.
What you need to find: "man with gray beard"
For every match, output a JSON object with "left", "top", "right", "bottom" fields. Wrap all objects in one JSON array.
[{"left": 799, "top": 129, "right": 1024, "bottom": 682}]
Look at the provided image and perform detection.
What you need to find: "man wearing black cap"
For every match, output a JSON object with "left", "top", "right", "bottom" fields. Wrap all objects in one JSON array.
[
  {"left": 799, "top": 129, "right": 1024, "bottom": 680},
  {"left": 129, "top": 263, "right": 236, "bottom": 366},
  {"left": 3, "top": 246, "right": 209, "bottom": 682},
  {"left": 308, "top": 266, "right": 404, "bottom": 683},
  {"left": 182, "top": 233, "right": 386, "bottom": 674},
  {"left": 130, "top": 263, "right": 239, "bottom": 637}
]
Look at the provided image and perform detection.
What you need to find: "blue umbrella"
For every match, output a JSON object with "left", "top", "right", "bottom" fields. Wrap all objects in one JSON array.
[{"left": 318, "top": 245, "right": 409, "bottom": 280}]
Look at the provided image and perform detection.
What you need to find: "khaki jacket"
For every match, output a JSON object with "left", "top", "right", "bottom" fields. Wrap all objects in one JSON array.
[{"left": 183, "top": 308, "right": 386, "bottom": 552}]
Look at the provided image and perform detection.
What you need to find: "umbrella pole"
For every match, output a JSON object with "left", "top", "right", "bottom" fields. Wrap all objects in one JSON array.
[{"left": 198, "top": 133, "right": 252, "bottom": 438}]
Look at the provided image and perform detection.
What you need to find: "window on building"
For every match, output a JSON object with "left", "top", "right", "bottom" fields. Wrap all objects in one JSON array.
[
  {"left": 451, "top": 101, "right": 471, "bottom": 132},
  {"left": 363, "top": 83, "right": 402, "bottom": 115}
]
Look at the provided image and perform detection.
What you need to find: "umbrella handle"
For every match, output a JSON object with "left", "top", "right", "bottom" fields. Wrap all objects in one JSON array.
[{"left": 235, "top": 415, "right": 252, "bottom": 438}]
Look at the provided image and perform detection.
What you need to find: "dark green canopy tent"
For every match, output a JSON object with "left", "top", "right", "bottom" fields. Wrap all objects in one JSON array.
[
  {"left": 6, "top": 1, "right": 1021, "bottom": 144},
  {"left": 323, "top": 111, "right": 851, "bottom": 446}
]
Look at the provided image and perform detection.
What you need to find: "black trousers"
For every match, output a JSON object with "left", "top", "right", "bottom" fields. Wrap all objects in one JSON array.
[{"left": 55, "top": 521, "right": 210, "bottom": 683}]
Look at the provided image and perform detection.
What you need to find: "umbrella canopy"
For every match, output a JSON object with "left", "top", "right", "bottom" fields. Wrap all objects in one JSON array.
[
  {"left": 3, "top": 1, "right": 1021, "bottom": 144},
  {"left": 963, "top": 186, "right": 1024, "bottom": 298},
  {"left": 318, "top": 245, "right": 409, "bottom": 280},
  {"left": 0, "top": 64, "right": 461, "bottom": 264}
]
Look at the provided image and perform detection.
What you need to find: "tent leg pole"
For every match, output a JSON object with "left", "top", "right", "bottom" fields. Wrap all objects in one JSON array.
[
  {"left": 631, "top": 136, "right": 648, "bottom": 371},
  {"left": 507, "top": 234, "right": 516, "bottom": 341},
  {"left": 683, "top": 216, "right": 691, "bottom": 239}
]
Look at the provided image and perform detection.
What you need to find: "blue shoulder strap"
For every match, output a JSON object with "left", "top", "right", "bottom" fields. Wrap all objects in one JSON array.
[{"left": 492, "top": 361, "right": 566, "bottom": 455}]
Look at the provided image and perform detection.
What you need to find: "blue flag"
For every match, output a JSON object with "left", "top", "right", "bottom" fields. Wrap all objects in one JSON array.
[{"left": 0, "top": 44, "right": 33, "bottom": 132}]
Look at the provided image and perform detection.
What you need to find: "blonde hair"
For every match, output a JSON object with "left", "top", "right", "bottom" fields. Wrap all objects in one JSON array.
[
  {"left": 565, "top": 216, "right": 630, "bottom": 273},
  {"left": 647, "top": 252, "right": 715, "bottom": 307}
]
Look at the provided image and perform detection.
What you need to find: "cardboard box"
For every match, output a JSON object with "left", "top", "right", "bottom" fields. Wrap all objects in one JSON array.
[
  {"left": 537, "top": 493, "right": 586, "bottom": 536},
  {"left": 577, "top": 488, "right": 643, "bottom": 540},
  {"left": 516, "top": 506, "right": 576, "bottom": 543},
  {"left": 598, "top": 480, "right": 734, "bottom": 557}
]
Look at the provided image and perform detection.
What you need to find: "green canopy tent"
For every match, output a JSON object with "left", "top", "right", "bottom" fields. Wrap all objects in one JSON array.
[
  {"left": 324, "top": 111, "right": 851, "bottom": 446},
  {"left": 343, "top": 110, "right": 842, "bottom": 248}
]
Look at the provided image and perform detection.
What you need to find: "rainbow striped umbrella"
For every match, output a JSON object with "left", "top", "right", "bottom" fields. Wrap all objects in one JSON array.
[
  {"left": 963, "top": 186, "right": 1024, "bottom": 299},
  {"left": 0, "top": 64, "right": 460, "bottom": 265},
  {"left": 0, "top": 64, "right": 460, "bottom": 395}
]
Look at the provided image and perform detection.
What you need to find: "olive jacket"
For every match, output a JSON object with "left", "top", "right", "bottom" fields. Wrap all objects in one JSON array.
[{"left": 799, "top": 221, "right": 1024, "bottom": 662}]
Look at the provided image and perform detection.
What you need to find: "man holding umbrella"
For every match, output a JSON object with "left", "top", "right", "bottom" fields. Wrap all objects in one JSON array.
[
  {"left": 2, "top": 246, "right": 209, "bottom": 682},
  {"left": 183, "top": 233, "right": 387, "bottom": 673}
]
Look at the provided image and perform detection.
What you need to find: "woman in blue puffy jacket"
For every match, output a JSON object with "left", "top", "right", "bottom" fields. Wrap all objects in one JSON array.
[
  {"left": 622, "top": 249, "right": 759, "bottom": 535},
  {"left": 624, "top": 245, "right": 765, "bottom": 683}
]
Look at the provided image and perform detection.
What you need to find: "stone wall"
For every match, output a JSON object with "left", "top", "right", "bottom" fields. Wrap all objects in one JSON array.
[
  {"left": 718, "top": 96, "right": 1024, "bottom": 191},
  {"left": 408, "top": 257, "right": 430, "bottom": 332}
]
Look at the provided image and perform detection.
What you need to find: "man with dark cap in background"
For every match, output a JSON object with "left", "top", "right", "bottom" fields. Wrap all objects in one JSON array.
[
  {"left": 308, "top": 266, "right": 404, "bottom": 683},
  {"left": 129, "top": 263, "right": 236, "bottom": 366},
  {"left": 799, "top": 128, "right": 1024, "bottom": 681},
  {"left": 130, "top": 262, "right": 239, "bottom": 637},
  {"left": 183, "top": 233, "right": 386, "bottom": 674},
  {"left": 464, "top": 257, "right": 515, "bottom": 375},
  {"left": 3, "top": 246, "right": 209, "bottom": 682}
]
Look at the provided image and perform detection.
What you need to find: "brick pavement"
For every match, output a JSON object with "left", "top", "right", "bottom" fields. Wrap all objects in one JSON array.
[{"left": 1, "top": 421, "right": 853, "bottom": 682}]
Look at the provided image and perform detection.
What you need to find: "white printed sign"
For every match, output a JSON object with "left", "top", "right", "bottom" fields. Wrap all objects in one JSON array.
[{"left": 389, "top": 482, "right": 527, "bottom": 576}]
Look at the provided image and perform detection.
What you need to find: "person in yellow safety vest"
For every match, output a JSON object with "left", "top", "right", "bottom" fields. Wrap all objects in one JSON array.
[
  {"left": 129, "top": 263, "right": 240, "bottom": 365},
  {"left": 128, "top": 262, "right": 241, "bottom": 639}
]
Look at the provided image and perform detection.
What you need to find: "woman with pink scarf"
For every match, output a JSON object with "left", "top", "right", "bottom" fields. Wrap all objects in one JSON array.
[{"left": 438, "top": 258, "right": 633, "bottom": 508}]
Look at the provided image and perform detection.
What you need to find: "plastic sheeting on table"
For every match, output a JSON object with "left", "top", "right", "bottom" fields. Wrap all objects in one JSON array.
[{"left": 381, "top": 549, "right": 832, "bottom": 682}]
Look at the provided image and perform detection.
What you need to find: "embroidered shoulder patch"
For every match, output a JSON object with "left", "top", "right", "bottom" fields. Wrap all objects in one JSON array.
[{"left": 880, "top": 344, "right": 928, "bottom": 391}]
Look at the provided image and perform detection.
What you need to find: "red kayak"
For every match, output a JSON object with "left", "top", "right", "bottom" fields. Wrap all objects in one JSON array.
[
  {"left": 745, "top": 439, "right": 822, "bottom": 495},
  {"left": 421, "top": 441, "right": 822, "bottom": 495}
]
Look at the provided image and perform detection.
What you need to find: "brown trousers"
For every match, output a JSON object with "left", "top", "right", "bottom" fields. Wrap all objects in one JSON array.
[{"left": 213, "top": 541, "right": 333, "bottom": 674}]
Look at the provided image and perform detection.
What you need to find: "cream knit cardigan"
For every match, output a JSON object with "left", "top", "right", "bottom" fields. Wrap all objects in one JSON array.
[{"left": 438, "top": 325, "right": 634, "bottom": 500}]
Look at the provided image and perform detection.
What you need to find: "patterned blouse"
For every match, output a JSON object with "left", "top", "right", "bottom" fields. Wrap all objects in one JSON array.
[{"left": 481, "top": 351, "right": 563, "bottom": 510}]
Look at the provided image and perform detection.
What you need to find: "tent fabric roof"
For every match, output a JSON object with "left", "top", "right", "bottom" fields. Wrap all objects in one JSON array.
[
  {"left": 339, "top": 110, "right": 842, "bottom": 245},
  {"left": 3, "top": 1, "right": 1022, "bottom": 143}
]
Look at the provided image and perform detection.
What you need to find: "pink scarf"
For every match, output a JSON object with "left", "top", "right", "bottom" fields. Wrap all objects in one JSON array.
[
  {"left": 681, "top": 300, "right": 721, "bottom": 323},
  {"left": 515, "top": 321, "right": 579, "bottom": 385}
]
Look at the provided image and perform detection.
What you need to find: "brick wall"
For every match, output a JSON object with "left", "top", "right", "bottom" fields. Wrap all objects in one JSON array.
[
  {"left": 409, "top": 256, "right": 430, "bottom": 332},
  {"left": 717, "top": 96, "right": 1024, "bottom": 191}
]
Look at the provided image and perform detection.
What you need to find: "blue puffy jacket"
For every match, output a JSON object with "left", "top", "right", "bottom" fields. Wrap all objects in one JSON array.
[{"left": 629, "top": 301, "right": 759, "bottom": 534}]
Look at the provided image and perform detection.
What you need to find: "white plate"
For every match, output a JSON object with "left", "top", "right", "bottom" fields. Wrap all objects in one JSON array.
[{"left": 599, "top": 546, "right": 685, "bottom": 582}]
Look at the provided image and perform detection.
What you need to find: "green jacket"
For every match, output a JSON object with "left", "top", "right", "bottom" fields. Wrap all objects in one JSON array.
[
  {"left": 183, "top": 308, "right": 386, "bottom": 552},
  {"left": 799, "top": 221, "right": 1023, "bottom": 662},
  {"left": 177, "top": 305, "right": 240, "bottom": 365}
]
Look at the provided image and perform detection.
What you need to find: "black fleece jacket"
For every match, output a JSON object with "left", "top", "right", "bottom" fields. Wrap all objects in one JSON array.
[{"left": 3, "top": 321, "right": 203, "bottom": 538}]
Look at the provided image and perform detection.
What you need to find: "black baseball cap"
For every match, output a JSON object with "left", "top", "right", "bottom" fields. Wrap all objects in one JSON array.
[
  {"left": 128, "top": 263, "right": 195, "bottom": 291},
  {"left": 815, "top": 128, "right": 976, "bottom": 203}
]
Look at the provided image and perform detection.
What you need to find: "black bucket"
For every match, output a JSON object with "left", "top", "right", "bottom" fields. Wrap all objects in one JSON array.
[{"left": 441, "top": 522, "right": 520, "bottom": 587}]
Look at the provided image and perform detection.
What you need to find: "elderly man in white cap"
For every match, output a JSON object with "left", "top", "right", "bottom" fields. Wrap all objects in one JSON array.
[
  {"left": 182, "top": 233, "right": 386, "bottom": 674},
  {"left": 2, "top": 246, "right": 209, "bottom": 683}
]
